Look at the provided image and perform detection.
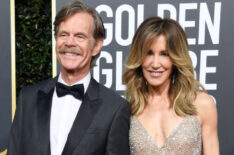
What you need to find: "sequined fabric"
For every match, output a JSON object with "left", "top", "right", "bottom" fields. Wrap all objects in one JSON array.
[{"left": 129, "top": 116, "right": 202, "bottom": 155}]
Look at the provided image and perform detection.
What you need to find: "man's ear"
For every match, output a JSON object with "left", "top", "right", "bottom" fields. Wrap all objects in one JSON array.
[{"left": 92, "top": 38, "right": 104, "bottom": 56}]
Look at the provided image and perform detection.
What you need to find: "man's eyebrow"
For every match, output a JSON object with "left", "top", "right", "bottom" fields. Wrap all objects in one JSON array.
[{"left": 58, "top": 30, "right": 68, "bottom": 34}]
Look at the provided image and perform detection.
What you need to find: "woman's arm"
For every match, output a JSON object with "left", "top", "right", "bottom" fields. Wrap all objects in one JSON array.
[{"left": 195, "top": 92, "right": 219, "bottom": 155}]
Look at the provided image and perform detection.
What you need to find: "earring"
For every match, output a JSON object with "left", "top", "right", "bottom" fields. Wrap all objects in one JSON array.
[{"left": 172, "top": 74, "right": 175, "bottom": 84}]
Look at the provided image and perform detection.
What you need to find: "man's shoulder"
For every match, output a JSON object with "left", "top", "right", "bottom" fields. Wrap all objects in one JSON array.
[
  {"left": 96, "top": 82, "right": 129, "bottom": 112},
  {"left": 17, "top": 78, "right": 57, "bottom": 109},
  {"left": 20, "top": 77, "right": 56, "bottom": 94},
  {"left": 97, "top": 82, "right": 126, "bottom": 102},
  {"left": 96, "top": 82, "right": 130, "bottom": 118}
]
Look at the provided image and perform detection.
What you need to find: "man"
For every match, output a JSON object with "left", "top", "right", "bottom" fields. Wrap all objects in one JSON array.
[{"left": 7, "top": 1, "right": 130, "bottom": 155}]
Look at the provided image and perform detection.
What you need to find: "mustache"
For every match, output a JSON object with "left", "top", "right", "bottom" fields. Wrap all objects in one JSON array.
[{"left": 59, "top": 47, "right": 83, "bottom": 55}]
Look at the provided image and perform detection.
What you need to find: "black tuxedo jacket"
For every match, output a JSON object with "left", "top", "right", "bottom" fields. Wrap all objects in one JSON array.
[{"left": 7, "top": 77, "right": 130, "bottom": 155}]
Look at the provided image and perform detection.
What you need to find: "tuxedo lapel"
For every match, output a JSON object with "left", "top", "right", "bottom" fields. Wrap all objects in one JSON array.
[
  {"left": 36, "top": 77, "right": 57, "bottom": 155},
  {"left": 62, "top": 78, "right": 102, "bottom": 155}
]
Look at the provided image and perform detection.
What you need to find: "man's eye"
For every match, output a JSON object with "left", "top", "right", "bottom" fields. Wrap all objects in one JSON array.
[
  {"left": 59, "top": 34, "right": 67, "bottom": 37},
  {"left": 77, "top": 35, "right": 85, "bottom": 39}
]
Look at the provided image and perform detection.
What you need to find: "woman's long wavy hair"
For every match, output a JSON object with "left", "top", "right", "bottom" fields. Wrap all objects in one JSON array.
[{"left": 123, "top": 16, "right": 205, "bottom": 116}]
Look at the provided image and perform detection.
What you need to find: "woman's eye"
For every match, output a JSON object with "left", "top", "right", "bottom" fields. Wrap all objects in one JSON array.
[
  {"left": 161, "top": 51, "right": 169, "bottom": 56},
  {"left": 147, "top": 50, "right": 153, "bottom": 55}
]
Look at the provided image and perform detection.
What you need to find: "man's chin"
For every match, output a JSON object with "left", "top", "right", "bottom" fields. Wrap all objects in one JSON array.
[{"left": 61, "top": 66, "right": 79, "bottom": 73}]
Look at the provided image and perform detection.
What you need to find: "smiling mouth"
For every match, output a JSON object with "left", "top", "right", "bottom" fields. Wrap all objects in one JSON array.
[
  {"left": 60, "top": 51, "right": 80, "bottom": 56},
  {"left": 149, "top": 71, "right": 163, "bottom": 77},
  {"left": 59, "top": 47, "right": 83, "bottom": 56}
]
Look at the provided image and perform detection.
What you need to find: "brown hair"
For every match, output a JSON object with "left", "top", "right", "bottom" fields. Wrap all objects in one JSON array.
[
  {"left": 123, "top": 16, "right": 205, "bottom": 116},
  {"left": 54, "top": 0, "right": 105, "bottom": 66}
]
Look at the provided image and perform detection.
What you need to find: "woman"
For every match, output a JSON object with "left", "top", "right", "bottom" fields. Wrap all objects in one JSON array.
[{"left": 123, "top": 17, "right": 219, "bottom": 155}]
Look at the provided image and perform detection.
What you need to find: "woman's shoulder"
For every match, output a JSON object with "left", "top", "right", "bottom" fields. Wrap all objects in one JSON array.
[
  {"left": 194, "top": 91, "right": 215, "bottom": 105},
  {"left": 194, "top": 91, "right": 217, "bottom": 125}
]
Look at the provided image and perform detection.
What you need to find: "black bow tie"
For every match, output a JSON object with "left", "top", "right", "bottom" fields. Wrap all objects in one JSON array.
[{"left": 56, "top": 82, "right": 84, "bottom": 100}]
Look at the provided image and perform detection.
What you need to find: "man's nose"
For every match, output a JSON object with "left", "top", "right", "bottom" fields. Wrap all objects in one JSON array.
[{"left": 65, "top": 36, "right": 76, "bottom": 46}]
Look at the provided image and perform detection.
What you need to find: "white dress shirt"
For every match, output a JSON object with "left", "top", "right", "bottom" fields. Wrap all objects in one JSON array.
[{"left": 50, "top": 72, "right": 91, "bottom": 155}]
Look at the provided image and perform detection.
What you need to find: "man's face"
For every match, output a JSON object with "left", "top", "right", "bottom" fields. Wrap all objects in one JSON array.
[{"left": 55, "top": 12, "right": 102, "bottom": 76}]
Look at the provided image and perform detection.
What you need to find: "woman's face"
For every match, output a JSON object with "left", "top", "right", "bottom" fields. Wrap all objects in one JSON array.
[{"left": 142, "top": 34, "right": 173, "bottom": 89}]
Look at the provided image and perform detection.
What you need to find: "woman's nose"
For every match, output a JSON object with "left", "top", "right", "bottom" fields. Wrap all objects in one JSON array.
[{"left": 151, "top": 56, "right": 161, "bottom": 68}]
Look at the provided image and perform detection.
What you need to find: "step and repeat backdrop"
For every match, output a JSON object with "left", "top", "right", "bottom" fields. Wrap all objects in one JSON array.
[{"left": 1, "top": 0, "right": 234, "bottom": 154}]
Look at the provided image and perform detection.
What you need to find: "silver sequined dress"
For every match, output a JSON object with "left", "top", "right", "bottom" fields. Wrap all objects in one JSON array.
[{"left": 129, "top": 116, "right": 202, "bottom": 155}]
